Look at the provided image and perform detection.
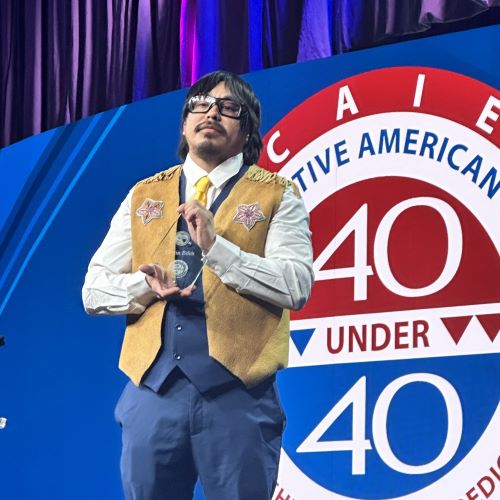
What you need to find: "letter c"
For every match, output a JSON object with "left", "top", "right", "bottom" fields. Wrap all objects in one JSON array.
[{"left": 267, "top": 130, "right": 290, "bottom": 164}]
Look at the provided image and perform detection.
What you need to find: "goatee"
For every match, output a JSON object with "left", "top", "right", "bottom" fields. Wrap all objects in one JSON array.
[{"left": 193, "top": 142, "right": 221, "bottom": 162}]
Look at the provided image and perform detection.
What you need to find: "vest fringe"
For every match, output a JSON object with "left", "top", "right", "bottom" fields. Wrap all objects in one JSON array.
[
  {"left": 246, "top": 165, "right": 301, "bottom": 197},
  {"left": 139, "top": 165, "right": 182, "bottom": 184}
]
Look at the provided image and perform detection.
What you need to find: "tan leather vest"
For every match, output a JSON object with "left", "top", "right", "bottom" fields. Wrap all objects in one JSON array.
[{"left": 119, "top": 165, "right": 297, "bottom": 387}]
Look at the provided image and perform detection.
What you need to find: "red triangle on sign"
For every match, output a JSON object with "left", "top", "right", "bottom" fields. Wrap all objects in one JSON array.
[
  {"left": 441, "top": 316, "right": 473, "bottom": 344},
  {"left": 476, "top": 314, "right": 500, "bottom": 342}
]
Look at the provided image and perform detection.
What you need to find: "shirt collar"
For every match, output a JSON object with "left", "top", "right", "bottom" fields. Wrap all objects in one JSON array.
[{"left": 183, "top": 153, "right": 244, "bottom": 189}]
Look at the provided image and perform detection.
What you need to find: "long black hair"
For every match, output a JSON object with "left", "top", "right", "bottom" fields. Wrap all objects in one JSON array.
[{"left": 177, "top": 71, "right": 263, "bottom": 166}]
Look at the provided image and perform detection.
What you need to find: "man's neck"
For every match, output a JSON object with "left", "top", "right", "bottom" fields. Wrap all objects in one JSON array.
[
  {"left": 192, "top": 158, "right": 218, "bottom": 173},
  {"left": 189, "top": 153, "right": 229, "bottom": 173},
  {"left": 184, "top": 153, "right": 244, "bottom": 189}
]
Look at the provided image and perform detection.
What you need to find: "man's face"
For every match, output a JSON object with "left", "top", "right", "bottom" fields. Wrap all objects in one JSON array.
[{"left": 182, "top": 82, "right": 247, "bottom": 166}]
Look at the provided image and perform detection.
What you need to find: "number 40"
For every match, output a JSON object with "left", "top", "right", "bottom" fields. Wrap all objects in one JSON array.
[
  {"left": 313, "top": 197, "right": 463, "bottom": 300},
  {"left": 297, "top": 374, "right": 463, "bottom": 475}
]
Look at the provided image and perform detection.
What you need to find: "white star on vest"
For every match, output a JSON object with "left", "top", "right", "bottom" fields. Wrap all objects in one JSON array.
[
  {"left": 136, "top": 198, "right": 164, "bottom": 224},
  {"left": 233, "top": 202, "right": 266, "bottom": 231}
]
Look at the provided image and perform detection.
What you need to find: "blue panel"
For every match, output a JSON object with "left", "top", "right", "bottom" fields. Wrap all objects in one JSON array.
[
  {"left": 0, "top": 129, "right": 58, "bottom": 229},
  {"left": 0, "top": 25, "right": 497, "bottom": 500}
]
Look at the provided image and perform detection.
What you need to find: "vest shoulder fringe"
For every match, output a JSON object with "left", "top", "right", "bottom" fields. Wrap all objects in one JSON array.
[
  {"left": 138, "top": 165, "right": 182, "bottom": 185},
  {"left": 246, "top": 164, "right": 301, "bottom": 197}
]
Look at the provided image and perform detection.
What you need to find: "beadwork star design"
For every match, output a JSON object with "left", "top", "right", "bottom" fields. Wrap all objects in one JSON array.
[
  {"left": 233, "top": 202, "right": 266, "bottom": 231},
  {"left": 136, "top": 198, "right": 164, "bottom": 224}
]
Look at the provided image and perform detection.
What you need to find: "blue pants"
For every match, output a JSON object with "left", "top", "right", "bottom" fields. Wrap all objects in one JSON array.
[{"left": 114, "top": 371, "right": 285, "bottom": 500}]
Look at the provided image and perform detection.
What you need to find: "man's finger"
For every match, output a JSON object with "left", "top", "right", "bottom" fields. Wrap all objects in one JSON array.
[
  {"left": 179, "top": 285, "right": 196, "bottom": 297},
  {"left": 178, "top": 200, "right": 202, "bottom": 215},
  {"left": 184, "top": 199, "right": 204, "bottom": 209},
  {"left": 156, "top": 264, "right": 165, "bottom": 282},
  {"left": 139, "top": 263, "right": 156, "bottom": 276},
  {"left": 182, "top": 204, "right": 198, "bottom": 217},
  {"left": 156, "top": 286, "right": 182, "bottom": 298}
]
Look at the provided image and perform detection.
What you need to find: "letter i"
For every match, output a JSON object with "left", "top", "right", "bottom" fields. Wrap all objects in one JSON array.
[{"left": 413, "top": 74, "right": 426, "bottom": 108}]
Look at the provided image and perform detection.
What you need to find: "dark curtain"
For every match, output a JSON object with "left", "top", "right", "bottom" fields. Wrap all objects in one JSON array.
[{"left": 1, "top": 0, "right": 499, "bottom": 149}]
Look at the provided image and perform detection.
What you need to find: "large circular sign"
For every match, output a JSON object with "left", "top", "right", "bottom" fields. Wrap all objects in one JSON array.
[{"left": 259, "top": 67, "right": 500, "bottom": 500}]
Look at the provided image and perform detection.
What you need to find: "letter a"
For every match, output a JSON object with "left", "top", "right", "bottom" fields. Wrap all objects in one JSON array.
[{"left": 337, "top": 85, "right": 359, "bottom": 121}]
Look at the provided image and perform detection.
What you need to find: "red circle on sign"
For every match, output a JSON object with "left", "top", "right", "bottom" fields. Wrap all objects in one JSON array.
[{"left": 294, "top": 176, "right": 499, "bottom": 321}]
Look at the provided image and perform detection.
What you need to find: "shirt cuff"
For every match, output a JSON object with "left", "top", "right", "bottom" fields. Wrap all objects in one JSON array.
[
  {"left": 128, "top": 270, "right": 158, "bottom": 302},
  {"left": 204, "top": 235, "right": 240, "bottom": 277}
]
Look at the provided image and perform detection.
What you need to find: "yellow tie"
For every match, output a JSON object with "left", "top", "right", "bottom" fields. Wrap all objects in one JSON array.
[{"left": 194, "top": 176, "right": 212, "bottom": 207}]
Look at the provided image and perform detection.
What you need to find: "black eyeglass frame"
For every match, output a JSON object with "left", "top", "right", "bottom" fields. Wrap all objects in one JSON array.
[{"left": 187, "top": 94, "right": 246, "bottom": 119}]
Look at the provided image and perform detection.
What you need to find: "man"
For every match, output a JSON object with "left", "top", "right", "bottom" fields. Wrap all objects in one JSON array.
[{"left": 82, "top": 70, "right": 313, "bottom": 500}]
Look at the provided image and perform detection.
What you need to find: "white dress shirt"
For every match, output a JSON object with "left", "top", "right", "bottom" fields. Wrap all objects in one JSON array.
[{"left": 82, "top": 153, "right": 314, "bottom": 315}]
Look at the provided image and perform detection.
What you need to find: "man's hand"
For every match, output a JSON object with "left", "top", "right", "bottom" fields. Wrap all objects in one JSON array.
[
  {"left": 139, "top": 263, "right": 195, "bottom": 299},
  {"left": 177, "top": 200, "right": 216, "bottom": 253}
]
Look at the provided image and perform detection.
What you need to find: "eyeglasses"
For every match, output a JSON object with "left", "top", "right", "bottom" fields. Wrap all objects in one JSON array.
[{"left": 187, "top": 94, "right": 244, "bottom": 119}]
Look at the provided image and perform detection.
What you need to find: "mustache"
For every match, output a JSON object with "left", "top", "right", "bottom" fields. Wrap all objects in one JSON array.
[{"left": 195, "top": 122, "right": 225, "bottom": 134}]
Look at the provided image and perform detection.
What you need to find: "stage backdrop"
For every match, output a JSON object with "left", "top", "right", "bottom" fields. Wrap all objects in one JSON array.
[{"left": 0, "top": 25, "right": 498, "bottom": 500}]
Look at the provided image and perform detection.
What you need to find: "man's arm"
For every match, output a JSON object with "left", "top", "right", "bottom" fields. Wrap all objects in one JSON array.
[
  {"left": 82, "top": 190, "right": 157, "bottom": 315},
  {"left": 204, "top": 187, "right": 314, "bottom": 311},
  {"left": 85, "top": 185, "right": 314, "bottom": 314}
]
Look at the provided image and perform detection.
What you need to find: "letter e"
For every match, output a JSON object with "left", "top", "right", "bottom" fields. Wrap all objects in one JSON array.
[
  {"left": 476, "top": 96, "right": 500, "bottom": 134},
  {"left": 466, "top": 487, "right": 479, "bottom": 500}
]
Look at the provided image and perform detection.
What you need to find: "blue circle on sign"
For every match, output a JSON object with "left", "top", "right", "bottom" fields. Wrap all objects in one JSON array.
[{"left": 278, "top": 354, "right": 499, "bottom": 499}]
